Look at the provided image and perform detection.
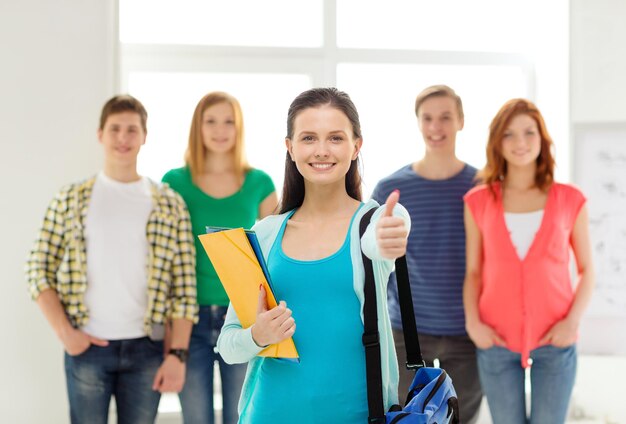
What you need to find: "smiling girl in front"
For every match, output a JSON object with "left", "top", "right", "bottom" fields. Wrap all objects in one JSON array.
[
  {"left": 216, "top": 87, "right": 410, "bottom": 423},
  {"left": 463, "top": 99, "right": 594, "bottom": 423}
]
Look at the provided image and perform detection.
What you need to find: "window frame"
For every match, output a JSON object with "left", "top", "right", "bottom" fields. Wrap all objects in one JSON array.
[
  {"left": 119, "top": 0, "right": 535, "bottom": 98},
  {"left": 116, "top": 0, "right": 568, "bottom": 416}
]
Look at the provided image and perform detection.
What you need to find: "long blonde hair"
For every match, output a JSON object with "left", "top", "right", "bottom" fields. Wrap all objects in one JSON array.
[{"left": 185, "top": 91, "right": 251, "bottom": 181}]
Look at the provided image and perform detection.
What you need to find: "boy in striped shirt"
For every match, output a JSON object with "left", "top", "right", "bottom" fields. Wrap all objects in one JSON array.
[{"left": 372, "top": 85, "right": 482, "bottom": 424}]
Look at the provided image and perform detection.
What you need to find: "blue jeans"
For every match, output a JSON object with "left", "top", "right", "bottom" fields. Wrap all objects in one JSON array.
[
  {"left": 64, "top": 336, "right": 163, "bottom": 424},
  {"left": 179, "top": 305, "right": 247, "bottom": 424},
  {"left": 477, "top": 344, "right": 577, "bottom": 424}
]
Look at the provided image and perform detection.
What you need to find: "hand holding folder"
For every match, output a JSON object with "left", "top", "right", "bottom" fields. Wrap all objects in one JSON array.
[{"left": 198, "top": 227, "right": 299, "bottom": 360}]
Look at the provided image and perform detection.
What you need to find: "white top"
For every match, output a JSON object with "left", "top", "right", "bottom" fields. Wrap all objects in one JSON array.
[
  {"left": 82, "top": 172, "right": 153, "bottom": 340},
  {"left": 504, "top": 209, "right": 544, "bottom": 260}
]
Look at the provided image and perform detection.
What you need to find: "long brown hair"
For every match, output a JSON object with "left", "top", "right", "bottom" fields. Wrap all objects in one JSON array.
[
  {"left": 478, "top": 98, "right": 555, "bottom": 193},
  {"left": 279, "top": 87, "right": 363, "bottom": 214},
  {"left": 185, "top": 91, "right": 251, "bottom": 182}
]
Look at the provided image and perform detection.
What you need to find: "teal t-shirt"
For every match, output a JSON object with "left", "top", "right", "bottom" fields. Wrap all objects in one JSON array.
[
  {"left": 241, "top": 206, "right": 367, "bottom": 423},
  {"left": 162, "top": 166, "right": 275, "bottom": 306}
]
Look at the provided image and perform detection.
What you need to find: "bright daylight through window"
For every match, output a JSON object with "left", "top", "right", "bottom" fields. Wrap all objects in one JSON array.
[{"left": 119, "top": 0, "right": 567, "bottom": 201}]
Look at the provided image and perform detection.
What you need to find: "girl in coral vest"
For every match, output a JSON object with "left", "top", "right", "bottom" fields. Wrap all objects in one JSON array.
[{"left": 463, "top": 98, "right": 594, "bottom": 424}]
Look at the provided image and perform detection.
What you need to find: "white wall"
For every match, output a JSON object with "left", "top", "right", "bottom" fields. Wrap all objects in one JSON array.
[
  {"left": 570, "top": 0, "right": 626, "bottom": 422},
  {"left": 0, "top": 1, "right": 115, "bottom": 422},
  {"left": 571, "top": 0, "right": 626, "bottom": 123}
]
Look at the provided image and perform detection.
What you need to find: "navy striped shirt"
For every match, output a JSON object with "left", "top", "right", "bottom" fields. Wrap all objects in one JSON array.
[{"left": 372, "top": 163, "right": 477, "bottom": 335}]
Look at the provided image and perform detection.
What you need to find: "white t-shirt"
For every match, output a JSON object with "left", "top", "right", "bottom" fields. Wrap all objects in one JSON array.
[
  {"left": 82, "top": 171, "right": 153, "bottom": 340},
  {"left": 504, "top": 209, "right": 544, "bottom": 260}
]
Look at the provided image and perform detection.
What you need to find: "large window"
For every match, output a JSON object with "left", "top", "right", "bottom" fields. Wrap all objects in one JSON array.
[
  {"left": 120, "top": 1, "right": 568, "bottom": 197},
  {"left": 119, "top": 0, "right": 568, "bottom": 419}
]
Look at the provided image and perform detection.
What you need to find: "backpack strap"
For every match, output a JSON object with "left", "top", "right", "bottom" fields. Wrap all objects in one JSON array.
[
  {"left": 359, "top": 208, "right": 386, "bottom": 423},
  {"left": 360, "top": 207, "right": 426, "bottom": 422},
  {"left": 395, "top": 255, "right": 425, "bottom": 371}
]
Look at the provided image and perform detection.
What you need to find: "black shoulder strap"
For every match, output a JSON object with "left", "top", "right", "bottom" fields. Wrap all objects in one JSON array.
[
  {"left": 395, "top": 255, "right": 425, "bottom": 370},
  {"left": 359, "top": 208, "right": 385, "bottom": 423},
  {"left": 360, "top": 207, "right": 425, "bottom": 421}
]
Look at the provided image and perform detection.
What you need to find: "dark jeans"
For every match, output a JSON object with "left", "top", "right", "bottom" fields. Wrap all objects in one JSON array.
[
  {"left": 393, "top": 329, "right": 483, "bottom": 424},
  {"left": 178, "top": 305, "right": 247, "bottom": 424},
  {"left": 64, "top": 336, "right": 163, "bottom": 424}
]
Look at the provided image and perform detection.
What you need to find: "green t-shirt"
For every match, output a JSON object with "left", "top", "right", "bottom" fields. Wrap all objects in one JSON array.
[{"left": 162, "top": 166, "right": 275, "bottom": 306}]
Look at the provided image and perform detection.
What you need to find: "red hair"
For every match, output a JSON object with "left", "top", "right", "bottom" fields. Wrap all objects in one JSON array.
[{"left": 478, "top": 98, "right": 555, "bottom": 193}]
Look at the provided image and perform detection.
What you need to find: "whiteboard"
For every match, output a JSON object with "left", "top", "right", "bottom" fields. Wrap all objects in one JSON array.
[{"left": 573, "top": 124, "right": 626, "bottom": 355}]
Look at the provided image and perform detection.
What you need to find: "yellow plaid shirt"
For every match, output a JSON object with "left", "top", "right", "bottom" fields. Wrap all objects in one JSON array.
[{"left": 25, "top": 176, "right": 198, "bottom": 335}]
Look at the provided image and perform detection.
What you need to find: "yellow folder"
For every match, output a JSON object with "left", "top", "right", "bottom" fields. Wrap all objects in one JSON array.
[{"left": 198, "top": 228, "right": 299, "bottom": 360}]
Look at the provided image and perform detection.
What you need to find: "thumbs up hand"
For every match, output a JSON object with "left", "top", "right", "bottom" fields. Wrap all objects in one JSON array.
[
  {"left": 376, "top": 189, "right": 408, "bottom": 259},
  {"left": 383, "top": 188, "right": 399, "bottom": 218},
  {"left": 251, "top": 284, "right": 296, "bottom": 348}
]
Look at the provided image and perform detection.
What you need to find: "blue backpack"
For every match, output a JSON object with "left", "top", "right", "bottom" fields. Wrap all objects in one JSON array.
[{"left": 360, "top": 209, "right": 459, "bottom": 424}]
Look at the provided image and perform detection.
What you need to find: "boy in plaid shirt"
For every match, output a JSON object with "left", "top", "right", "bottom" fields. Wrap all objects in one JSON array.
[{"left": 25, "top": 95, "right": 197, "bottom": 424}]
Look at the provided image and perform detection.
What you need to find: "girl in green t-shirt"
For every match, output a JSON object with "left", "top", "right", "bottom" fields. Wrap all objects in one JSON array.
[{"left": 162, "top": 91, "right": 278, "bottom": 424}]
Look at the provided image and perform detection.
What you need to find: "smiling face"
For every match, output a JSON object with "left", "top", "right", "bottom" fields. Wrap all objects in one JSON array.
[
  {"left": 501, "top": 113, "right": 541, "bottom": 170},
  {"left": 201, "top": 102, "right": 237, "bottom": 155},
  {"left": 98, "top": 111, "right": 146, "bottom": 169},
  {"left": 286, "top": 105, "right": 361, "bottom": 189},
  {"left": 417, "top": 95, "right": 464, "bottom": 155}
]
